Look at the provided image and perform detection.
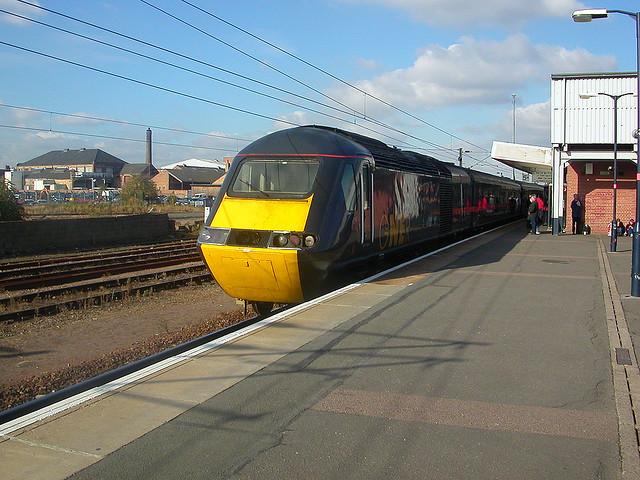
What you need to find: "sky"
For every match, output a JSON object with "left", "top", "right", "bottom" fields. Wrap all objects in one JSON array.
[{"left": 0, "top": 0, "right": 637, "bottom": 177}]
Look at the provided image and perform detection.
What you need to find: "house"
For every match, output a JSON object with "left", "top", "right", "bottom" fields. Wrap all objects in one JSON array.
[
  {"left": 22, "top": 169, "right": 74, "bottom": 191},
  {"left": 151, "top": 165, "right": 225, "bottom": 196},
  {"left": 120, "top": 163, "right": 159, "bottom": 186},
  {"left": 16, "top": 148, "right": 127, "bottom": 189}
]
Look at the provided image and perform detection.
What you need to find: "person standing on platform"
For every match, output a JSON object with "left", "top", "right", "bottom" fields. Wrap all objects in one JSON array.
[
  {"left": 528, "top": 194, "right": 539, "bottom": 234},
  {"left": 570, "top": 194, "right": 583, "bottom": 235},
  {"left": 535, "top": 195, "right": 545, "bottom": 234}
]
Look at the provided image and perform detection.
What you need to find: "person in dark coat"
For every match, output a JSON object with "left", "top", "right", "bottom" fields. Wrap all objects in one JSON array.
[
  {"left": 570, "top": 194, "right": 583, "bottom": 235},
  {"left": 528, "top": 194, "right": 539, "bottom": 234},
  {"left": 626, "top": 219, "right": 635, "bottom": 237}
]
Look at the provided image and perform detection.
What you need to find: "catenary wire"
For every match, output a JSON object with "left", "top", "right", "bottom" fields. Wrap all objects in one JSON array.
[
  {"left": 178, "top": 0, "right": 490, "bottom": 154},
  {"left": 15, "top": 0, "right": 487, "bottom": 156},
  {"left": 0, "top": 9, "right": 364, "bottom": 129},
  {"left": 0, "top": 41, "right": 301, "bottom": 128},
  {"left": 7, "top": 5, "right": 508, "bottom": 171},
  {"left": 0, "top": 38, "right": 460, "bottom": 159},
  {"left": 0, "top": 43, "right": 504, "bottom": 171},
  {"left": 0, "top": 103, "right": 253, "bottom": 143},
  {"left": 7, "top": 5, "right": 459, "bottom": 156},
  {"left": 11, "top": 1, "right": 369, "bottom": 121},
  {"left": 0, "top": 124, "right": 240, "bottom": 152},
  {"left": 135, "top": 1, "right": 468, "bottom": 155},
  {"left": 139, "top": 0, "right": 359, "bottom": 116}
]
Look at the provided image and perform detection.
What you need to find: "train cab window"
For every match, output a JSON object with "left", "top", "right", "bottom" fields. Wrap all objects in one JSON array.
[
  {"left": 230, "top": 159, "right": 320, "bottom": 198},
  {"left": 341, "top": 164, "right": 357, "bottom": 212}
]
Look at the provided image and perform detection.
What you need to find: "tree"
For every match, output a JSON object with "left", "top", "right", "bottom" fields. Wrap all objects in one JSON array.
[
  {"left": 0, "top": 181, "right": 23, "bottom": 221},
  {"left": 120, "top": 176, "right": 158, "bottom": 204}
]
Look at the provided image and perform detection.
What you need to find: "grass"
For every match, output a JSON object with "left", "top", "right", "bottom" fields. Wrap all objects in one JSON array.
[{"left": 23, "top": 202, "right": 202, "bottom": 216}]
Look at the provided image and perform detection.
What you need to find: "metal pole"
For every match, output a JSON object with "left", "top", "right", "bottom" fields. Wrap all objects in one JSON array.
[
  {"left": 612, "top": 95, "right": 619, "bottom": 252},
  {"left": 512, "top": 93, "right": 516, "bottom": 180},
  {"left": 632, "top": 12, "right": 640, "bottom": 295}
]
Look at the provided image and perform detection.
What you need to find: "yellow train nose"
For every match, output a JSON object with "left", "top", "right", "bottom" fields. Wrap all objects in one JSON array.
[{"left": 199, "top": 244, "right": 304, "bottom": 304}]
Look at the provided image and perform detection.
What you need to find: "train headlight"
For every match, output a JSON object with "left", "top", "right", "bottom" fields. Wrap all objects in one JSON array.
[
  {"left": 303, "top": 235, "right": 316, "bottom": 248},
  {"left": 273, "top": 234, "right": 289, "bottom": 247},
  {"left": 289, "top": 234, "right": 301, "bottom": 247},
  {"left": 198, "top": 227, "right": 230, "bottom": 245}
]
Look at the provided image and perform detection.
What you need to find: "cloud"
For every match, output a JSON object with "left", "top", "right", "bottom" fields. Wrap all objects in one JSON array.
[
  {"left": 327, "top": 35, "right": 615, "bottom": 115},
  {"left": 0, "top": 0, "right": 45, "bottom": 26},
  {"left": 356, "top": 58, "right": 380, "bottom": 70},
  {"left": 489, "top": 101, "right": 551, "bottom": 146},
  {"left": 35, "top": 131, "right": 66, "bottom": 140},
  {"left": 343, "top": 0, "right": 584, "bottom": 26}
]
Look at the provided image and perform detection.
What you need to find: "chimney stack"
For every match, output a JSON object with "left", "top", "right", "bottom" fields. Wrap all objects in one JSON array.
[{"left": 145, "top": 128, "right": 152, "bottom": 166}]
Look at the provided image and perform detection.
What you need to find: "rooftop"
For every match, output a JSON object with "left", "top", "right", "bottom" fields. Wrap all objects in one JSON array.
[{"left": 18, "top": 149, "right": 127, "bottom": 168}]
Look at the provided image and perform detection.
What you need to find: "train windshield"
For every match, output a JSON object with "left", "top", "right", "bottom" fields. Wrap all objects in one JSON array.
[{"left": 230, "top": 159, "right": 320, "bottom": 198}]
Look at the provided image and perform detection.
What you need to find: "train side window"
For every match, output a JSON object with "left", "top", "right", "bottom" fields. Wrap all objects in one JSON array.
[
  {"left": 362, "top": 164, "right": 371, "bottom": 210},
  {"left": 341, "top": 164, "right": 357, "bottom": 212}
]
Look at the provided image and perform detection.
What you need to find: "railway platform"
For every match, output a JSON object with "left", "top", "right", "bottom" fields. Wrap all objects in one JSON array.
[{"left": 2, "top": 222, "right": 640, "bottom": 479}]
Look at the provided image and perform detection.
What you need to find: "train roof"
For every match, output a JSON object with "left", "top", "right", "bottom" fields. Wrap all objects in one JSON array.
[
  {"left": 316, "top": 127, "right": 451, "bottom": 178},
  {"left": 519, "top": 181, "right": 545, "bottom": 191},
  {"left": 237, "top": 126, "right": 451, "bottom": 179},
  {"left": 468, "top": 169, "right": 520, "bottom": 187},
  {"left": 238, "top": 126, "right": 370, "bottom": 159}
]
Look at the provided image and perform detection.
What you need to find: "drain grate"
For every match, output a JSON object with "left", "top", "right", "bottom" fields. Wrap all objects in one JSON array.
[
  {"left": 615, "top": 348, "right": 633, "bottom": 365},
  {"left": 542, "top": 259, "right": 570, "bottom": 264}
]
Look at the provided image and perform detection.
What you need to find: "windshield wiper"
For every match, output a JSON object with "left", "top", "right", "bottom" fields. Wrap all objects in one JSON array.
[{"left": 236, "top": 178, "right": 271, "bottom": 198}]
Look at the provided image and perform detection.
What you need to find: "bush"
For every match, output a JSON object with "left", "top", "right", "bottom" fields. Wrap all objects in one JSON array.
[
  {"left": 121, "top": 176, "right": 158, "bottom": 204},
  {"left": 0, "top": 181, "right": 23, "bottom": 221}
]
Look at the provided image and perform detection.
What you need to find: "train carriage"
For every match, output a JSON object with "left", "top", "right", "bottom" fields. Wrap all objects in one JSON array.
[{"left": 198, "top": 126, "right": 543, "bottom": 314}]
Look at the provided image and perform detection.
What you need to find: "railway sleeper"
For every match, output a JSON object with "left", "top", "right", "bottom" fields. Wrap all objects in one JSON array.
[
  {"left": 0, "top": 262, "right": 206, "bottom": 307},
  {"left": 0, "top": 272, "right": 212, "bottom": 322}
]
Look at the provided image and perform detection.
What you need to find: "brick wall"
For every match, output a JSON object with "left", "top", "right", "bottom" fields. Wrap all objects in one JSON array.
[{"left": 565, "top": 160, "right": 636, "bottom": 234}]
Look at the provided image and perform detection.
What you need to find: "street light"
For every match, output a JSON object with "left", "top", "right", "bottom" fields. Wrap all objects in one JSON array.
[
  {"left": 573, "top": 7, "right": 640, "bottom": 295},
  {"left": 512, "top": 93, "right": 517, "bottom": 180},
  {"left": 580, "top": 92, "right": 635, "bottom": 252}
]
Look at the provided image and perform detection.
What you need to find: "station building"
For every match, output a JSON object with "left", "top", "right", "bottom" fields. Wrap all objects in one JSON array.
[{"left": 493, "top": 72, "right": 638, "bottom": 234}]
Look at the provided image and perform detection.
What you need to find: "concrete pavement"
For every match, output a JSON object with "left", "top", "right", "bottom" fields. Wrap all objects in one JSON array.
[{"left": 2, "top": 223, "right": 637, "bottom": 479}]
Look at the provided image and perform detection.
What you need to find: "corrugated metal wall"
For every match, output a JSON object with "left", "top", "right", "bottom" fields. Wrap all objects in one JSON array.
[{"left": 551, "top": 75, "right": 637, "bottom": 145}]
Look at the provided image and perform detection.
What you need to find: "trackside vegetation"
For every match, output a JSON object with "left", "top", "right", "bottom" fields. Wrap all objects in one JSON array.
[{"left": 0, "top": 181, "right": 23, "bottom": 221}]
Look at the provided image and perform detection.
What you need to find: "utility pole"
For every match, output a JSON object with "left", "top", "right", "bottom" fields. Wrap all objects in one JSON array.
[
  {"left": 512, "top": 93, "right": 517, "bottom": 180},
  {"left": 458, "top": 148, "right": 470, "bottom": 167}
]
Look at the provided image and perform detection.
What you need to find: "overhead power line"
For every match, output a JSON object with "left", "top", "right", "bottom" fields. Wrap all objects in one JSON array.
[
  {"left": 8, "top": 3, "right": 460, "bottom": 156},
  {"left": 7, "top": 5, "right": 499, "bottom": 168},
  {"left": 0, "top": 103, "right": 254, "bottom": 143},
  {"left": 0, "top": 40, "right": 301, "bottom": 128},
  {"left": 0, "top": 124, "right": 239, "bottom": 152},
  {"left": 139, "top": 0, "right": 359, "bottom": 116},
  {"left": 137, "top": 1, "right": 464, "bottom": 155},
  {"left": 178, "top": 0, "right": 489, "bottom": 154}
]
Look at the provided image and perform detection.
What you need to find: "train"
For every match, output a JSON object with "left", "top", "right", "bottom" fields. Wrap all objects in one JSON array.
[{"left": 197, "top": 126, "right": 543, "bottom": 314}]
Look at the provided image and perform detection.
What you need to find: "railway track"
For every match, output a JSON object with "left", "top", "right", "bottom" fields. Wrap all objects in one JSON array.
[
  {"left": 0, "top": 240, "right": 210, "bottom": 322},
  {"left": 0, "top": 240, "right": 196, "bottom": 271}
]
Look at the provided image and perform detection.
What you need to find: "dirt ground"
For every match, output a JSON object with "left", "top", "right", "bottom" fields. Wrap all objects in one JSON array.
[{"left": 0, "top": 283, "right": 246, "bottom": 410}]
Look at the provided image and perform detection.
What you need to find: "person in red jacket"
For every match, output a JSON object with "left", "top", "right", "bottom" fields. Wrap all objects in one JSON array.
[{"left": 535, "top": 195, "right": 545, "bottom": 234}]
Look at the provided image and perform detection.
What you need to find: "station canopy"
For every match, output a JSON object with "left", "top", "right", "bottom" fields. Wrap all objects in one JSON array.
[{"left": 491, "top": 141, "right": 552, "bottom": 184}]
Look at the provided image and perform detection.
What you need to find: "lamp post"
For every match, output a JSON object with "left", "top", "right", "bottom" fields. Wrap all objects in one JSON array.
[
  {"left": 573, "top": 8, "right": 640, "bottom": 294},
  {"left": 512, "top": 93, "right": 517, "bottom": 180},
  {"left": 580, "top": 92, "right": 634, "bottom": 252}
]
